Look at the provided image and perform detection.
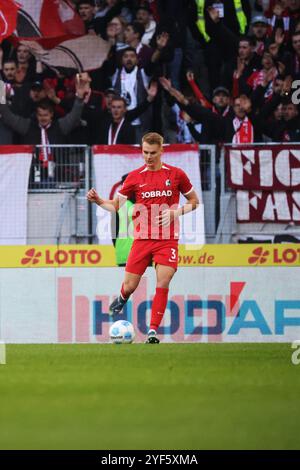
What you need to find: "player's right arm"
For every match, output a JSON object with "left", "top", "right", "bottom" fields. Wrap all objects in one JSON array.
[
  {"left": 87, "top": 172, "right": 135, "bottom": 212},
  {"left": 86, "top": 188, "right": 126, "bottom": 212}
]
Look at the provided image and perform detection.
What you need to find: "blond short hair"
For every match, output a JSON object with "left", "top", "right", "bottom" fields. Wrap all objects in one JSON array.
[{"left": 142, "top": 132, "right": 164, "bottom": 147}]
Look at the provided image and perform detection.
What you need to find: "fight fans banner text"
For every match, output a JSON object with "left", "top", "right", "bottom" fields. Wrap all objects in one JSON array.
[
  {"left": 226, "top": 145, "right": 300, "bottom": 223},
  {"left": 0, "top": 145, "right": 33, "bottom": 244},
  {"left": 92, "top": 144, "right": 205, "bottom": 245}
]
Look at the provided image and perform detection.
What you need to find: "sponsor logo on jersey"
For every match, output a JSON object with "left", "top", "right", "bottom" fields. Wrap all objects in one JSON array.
[
  {"left": 141, "top": 190, "right": 173, "bottom": 198},
  {"left": 165, "top": 179, "right": 171, "bottom": 186}
]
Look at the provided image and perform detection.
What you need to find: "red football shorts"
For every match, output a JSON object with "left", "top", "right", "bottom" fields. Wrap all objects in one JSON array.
[{"left": 125, "top": 239, "right": 179, "bottom": 275}]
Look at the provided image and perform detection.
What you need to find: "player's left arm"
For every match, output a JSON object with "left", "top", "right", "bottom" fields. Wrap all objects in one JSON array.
[
  {"left": 178, "top": 189, "right": 200, "bottom": 214},
  {"left": 157, "top": 189, "right": 199, "bottom": 227}
]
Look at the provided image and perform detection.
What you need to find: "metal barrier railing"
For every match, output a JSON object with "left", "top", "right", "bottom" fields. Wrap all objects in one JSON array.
[
  {"left": 29, "top": 145, "right": 90, "bottom": 192},
  {"left": 27, "top": 145, "right": 92, "bottom": 244},
  {"left": 23, "top": 142, "right": 300, "bottom": 244},
  {"left": 198, "top": 145, "right": 218, "bottom": 242}
]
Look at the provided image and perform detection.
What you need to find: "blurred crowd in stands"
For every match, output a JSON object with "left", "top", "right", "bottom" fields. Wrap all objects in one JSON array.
[{"left": 1, "top": 0, "right": 300, "bottom": 148}]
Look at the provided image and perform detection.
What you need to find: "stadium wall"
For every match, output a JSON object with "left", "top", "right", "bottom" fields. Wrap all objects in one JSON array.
[{"left": 1, "top": 245, "right": 300, "bottom": 343}]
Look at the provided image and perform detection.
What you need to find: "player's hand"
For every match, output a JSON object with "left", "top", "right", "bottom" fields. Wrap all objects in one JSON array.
[
  {"left": 86, "top": 188, "right": 102, "bottom": 205},
  {"left": 156, "top": 209, "right": 179, "bottom": 227}
]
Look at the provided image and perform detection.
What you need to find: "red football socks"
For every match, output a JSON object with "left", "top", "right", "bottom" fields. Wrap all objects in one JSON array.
[{"left": 150, "top": 287, "right": 169, "bottom": 331}]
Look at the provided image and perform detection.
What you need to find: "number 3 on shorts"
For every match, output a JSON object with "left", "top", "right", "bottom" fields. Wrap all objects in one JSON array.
[{"left": 170, "top": 248, "right": 177, "bottom": 260}]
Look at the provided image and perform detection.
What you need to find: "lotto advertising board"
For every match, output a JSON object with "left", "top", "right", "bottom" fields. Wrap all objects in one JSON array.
[
  {"left": 0, "top": 262, "right": 299, "bottom": 343},
  {"left": 1, "top": 244, "right": 300, "bottom": 268}
]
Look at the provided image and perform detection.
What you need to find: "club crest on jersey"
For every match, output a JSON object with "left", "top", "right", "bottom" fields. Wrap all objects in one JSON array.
[{"left": 165, "top": 179, "right": 171, "bottom": 186}]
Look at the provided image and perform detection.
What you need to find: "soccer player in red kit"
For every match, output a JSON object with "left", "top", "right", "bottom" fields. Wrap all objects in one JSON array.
[{"left": 87, "top": 132, "right": 199, "bottom": 343}]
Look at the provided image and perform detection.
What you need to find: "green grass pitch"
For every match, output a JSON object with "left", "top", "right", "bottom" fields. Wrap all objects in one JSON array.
[{"left": 0, "top": 343, "right": 299, "bottom": 450}]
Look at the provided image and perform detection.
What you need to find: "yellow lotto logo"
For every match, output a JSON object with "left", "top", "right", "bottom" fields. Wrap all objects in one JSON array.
[{"left": 0, "top": 246, "right": 115, "bottom": 268}]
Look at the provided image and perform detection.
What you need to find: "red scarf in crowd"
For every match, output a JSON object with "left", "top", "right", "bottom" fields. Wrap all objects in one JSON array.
[
  {"left": 39, "top": 123, "right": 53, "bottom": 168},
  {"left": 232, "top": 116, "right": 254, "bottom": 144}
]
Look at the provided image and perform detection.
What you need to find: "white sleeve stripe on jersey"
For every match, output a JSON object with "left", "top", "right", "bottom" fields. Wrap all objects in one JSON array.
[
  {"left": 183, "top": 186, "right": 194, "bottom": 196},
  {"left": 117, "top": 191, "right": 128, "bottom": 199}
]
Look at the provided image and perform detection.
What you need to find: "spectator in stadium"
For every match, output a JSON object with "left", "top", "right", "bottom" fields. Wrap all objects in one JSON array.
[
  {"left": 250, "top": 71, "right": 285, "bottom": 112},
  {"left": 41, "top": 69, "right": 87, "bottom": 112},
  {"left": 258, "top": 76, "right": 300, "bottom": 141},
  {"left": 267, "top": 25, "right": 287, "bottom": 60},
  {"left": 191, "top": 1, "right": 252, "bottom": 92},
  {"left": 232, "top": 36, "right": 262, "bottom": 96},
  {"left": 79, "top": 0, "right": 128, "bottom": 37},
  {"left": 285, "top": 31, "right": 300, "bottom": 79},
  {"left": 191, "top": 0, "right": 252, "bottom": 40},
  {"left": 77, "top": 0, "right": 97, "bottom": 33},
  {"left": 264, "top": 0, "right": 292, "bottom": 42},
  {"left": 95, "top": 0, "right": 133, "bottom": 24},
  {"left": 136, "top": 4, "right": 156, "bottom": 46},
  {"left": 110, "top": 47, "right": 153, "bottom": 140},
  {"left": 234, "top": 50, "right": 278, "bottom": 97},
  {"left": 186, "top": 70, "right": 234, "bottom": 117},
  {"left": 11, "top": 80, "right": 48, "bottom": 119},
  {"left": 0, "top": 83, "right": 13, "bottom": 144},
  {"left": 105, "top": 16, "right": 128, "bottom": 50},
  {"left": 97, "top": 80, "right": 158, "bottom": 144},
  {"left": 0, "top": 0, "right": 297, "bottom": 146},
  {"left": 101, "top": 96, "right": 135, "bottom": 144},
  {"left": 123, "top": 21, "right": 153, "bottom": 68},
  {"left": 14, "top": 44, "right": 36, "bottom": 86},
  {"left": 161, "top": 78, "right": 229, "bottom": 144},
  {"left": 175, "top": 103, "right": 215, "bottom": 144},
  {"left": 0, "top": 75, "right": 89, "bottom": 178},
  {"left": 103, "top": 86, "right": 118, "bottom": 111},
  {"left": 0, "top": 58, "right": 18, "bottom": 86},
  {"left": 260, "top": 101, "right": 284, "bottom": 141},
  {"left": 156, "top": 0, "right": 195, "bottom": 90},
  {"left": 211, "top": 86, "right": 233, "bottom": 117},
  {"left": 160, "top": 76, "right": 262, "bottom": 143},
  {"left": 250, "top": 15, "right": 269, "bottom": 55},
  {"left": 149, "top": 29, "right": 173, "bottom": 75}
]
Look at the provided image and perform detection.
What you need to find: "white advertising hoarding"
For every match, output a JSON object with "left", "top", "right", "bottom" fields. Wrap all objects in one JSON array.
[{"left": 0, "top": 267, "right": 300, "bottom": 343}]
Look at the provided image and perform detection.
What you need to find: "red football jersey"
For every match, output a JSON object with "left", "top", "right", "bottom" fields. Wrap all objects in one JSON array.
[{"left": 117, "top": 163, "right": 193, "bottom": 240}]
